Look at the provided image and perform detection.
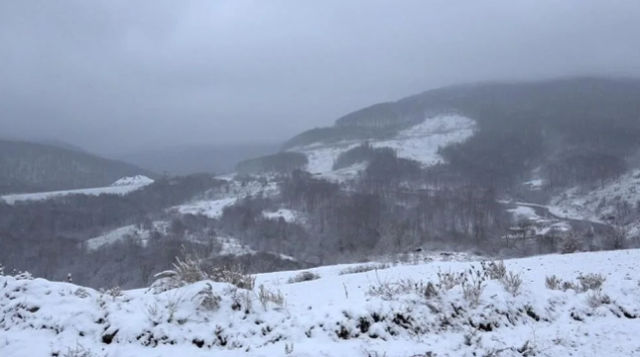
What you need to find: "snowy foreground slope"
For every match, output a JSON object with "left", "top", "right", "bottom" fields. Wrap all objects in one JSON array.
[{"left": 2, "top": 250, "right": 640, "bottom": 357}]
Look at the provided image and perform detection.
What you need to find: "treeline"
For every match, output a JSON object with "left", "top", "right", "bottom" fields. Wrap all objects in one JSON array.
[{"left": 235, "top": 152, "right": 308, "bottom": 175}]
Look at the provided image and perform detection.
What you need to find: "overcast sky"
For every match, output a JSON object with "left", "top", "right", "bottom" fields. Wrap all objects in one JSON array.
[{"left": 1, "top": 1, "right": 640, "bottom": 154}]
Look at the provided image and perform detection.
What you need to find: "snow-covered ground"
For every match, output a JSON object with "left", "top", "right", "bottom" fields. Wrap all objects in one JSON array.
[
  {"left": 262, "top": 208, "right": 300, "bottom": 223},
  {"left": 111, "top": 175, "right": 154, "bottom": 187},
  {"left": 508, "top": 205, "right": 571, "bottom": 236},
  {"left": 3, "top": 249, "right": 640, "bottom": 357},
  {"left": 1, "top": 184, "right": 149, "bottom": 205},
  {"left": 288, "top": 115, "right": 476, "bottom": 177},
  {"left": 371, "top": 115, "right": 476, "bottom": 167},
  {"left": 549, "top": 169, "right": 640, "bottom": 224},
  {"left": 0, "top": 175, "right": 154, "bottom": 205},
  {"left": 174, "top": 179, "right": 279, "bottom": 219},
  {"left": 85, "top": 222, "right": 168, "bottom": 251},
  {"left": 176, "top": 197, "right": 238, "bottom": 218}
]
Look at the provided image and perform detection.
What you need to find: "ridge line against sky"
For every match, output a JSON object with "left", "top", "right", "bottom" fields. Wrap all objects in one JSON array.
[{"left": 1, "top": 0, "right": 640, "bottom": 154}]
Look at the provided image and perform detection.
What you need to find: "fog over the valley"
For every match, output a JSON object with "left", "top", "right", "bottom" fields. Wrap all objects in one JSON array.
[{"left": 1, "top": 0, "right": 640, "bottom": 154}]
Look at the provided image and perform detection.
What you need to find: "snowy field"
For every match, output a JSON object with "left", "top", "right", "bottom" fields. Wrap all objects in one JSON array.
[
  {"left": 2, "top": 249, "right": 640, "bottom": 357},
  {"left": 288, "top": 115, "right": 476, "bottom": 177},
  {"left": 0, "top": 176, "right": 154, "bottom": 205}
]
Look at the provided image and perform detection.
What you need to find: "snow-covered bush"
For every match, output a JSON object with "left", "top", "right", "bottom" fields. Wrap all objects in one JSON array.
[
  {"left": 149, "top": 253, "right": 255, "bottom": 294},
  {"left": 500, "top": 271, "right": 523, "bottom": 297},
  {"left": 287, "top": 271, "right": 320, "bottom": 284},
  {"left": 192, "top": 283, "right": 221, "bottom": 311},
  {"left": 257, "top": 284, "right": 285, "bottom": 310},
  {"left": 545, "top": 273, "right": 606, "bottom": 293},
  {"left": 339, "top": 263, "right": 390, "bottom": 275}
]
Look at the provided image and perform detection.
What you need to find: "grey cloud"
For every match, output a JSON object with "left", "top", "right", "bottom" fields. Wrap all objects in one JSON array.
[{"left": 1, "top": 0, "right": 640, "bottom": 154}]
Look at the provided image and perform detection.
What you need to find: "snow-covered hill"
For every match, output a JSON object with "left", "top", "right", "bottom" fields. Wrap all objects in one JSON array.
[
  {"left": 2, "top": 249, "right": 640, "bottom": 357},
  {"left": 549, "top": 168, "right": 640, "bottom": 227},
  {"left": 173, "top": 178, "right": 279, "bottom": 218},
  {"left": 111, "top": 175, "right": 154, "bottom": 187},
  {"left": 288, "top": 115, "right": 476, "bottom": 179},
  {"left": 1, "top": 175, "right": 154, "bottom": 204}
]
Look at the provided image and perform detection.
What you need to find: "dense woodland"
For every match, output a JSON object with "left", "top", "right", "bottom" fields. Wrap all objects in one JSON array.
[{"left": 3, "top": 77, "right": 640, "bottom": 289}]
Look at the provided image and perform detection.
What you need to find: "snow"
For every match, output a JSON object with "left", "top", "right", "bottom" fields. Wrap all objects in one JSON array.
[
  {"left": 262, "top": 208, "right": 299, "bottom": 223},
  {"left": 176, "top": 197, "right": 238, "bottom": 218},
  {"left": 506, "top": 204, "right": 572, "bottom": 237},
  {"left": 0, "top": 175, "right": 154, "bottom": 205},
  {"left": 548, "top": 169, "right": 640, "bottom": 226},
  {"left": 288, "top": 115, "right": 476, "bottom": 177},
  {"left": 1, "top": 184, "right": 147, "bottom": 205},
  {"left": 111, "top": 175, "right": 154, "bottom": 186},
  {"left": 173, "top": 179, "right": 279, "bottom": 218},
  {"left": 85, "top": 222, "right": 168, "bottom": 251},
  {"left": 297, "top": 143, "right": 361, "bottom": 174},
  {"left": 371, "top": 115, "right": 476, "bottom": 167},
  {"left": 509, "top": 206, "right": 539, "bottom": 220},
  {"left": 3, "top": 249, "right": 640, "bottom": 357},
  {"left": 523, "top": 178, "right": 545, "bottom": 190}
]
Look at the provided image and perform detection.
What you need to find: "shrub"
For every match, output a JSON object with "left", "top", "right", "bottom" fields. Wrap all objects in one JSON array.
[
  {"left": 287, "top": 271, "right": 320, "bottom": 284},
  {"left": 339, "top": 263, "right": 390, "bottom": 275},
  {"left": 203, "top": 264, "right": 256, "bottom": 290},
  {"left": 501, "top": 271, "right": 523, "bottom": 296},
  {"left": 577, "top": 273, "right": 606, "bottom": 291},
  {"left": 586, "top": 289, "right": 612, "bottom": 308},
  {"left": 192, "top": 283, "right": 221, "bottom": 311},
  {"left": 461, "top": 274, "right": 485, "bottom": 307},
  {"left": 544, "top": 273, "right": 606, "bottom": 293},
  {"left": 367, "top": 278, "right": 425, "bottom": 300},
  {"left": 561, "top": 234, "right": 581, "bottom": 254},
  {"left": 257, "top": 284, "right": 285, "bottom": 310},
  {"left": 436, "top": 269, "right": 465, "bottom": 291},
  {"left": 149, "top": 253, "right": 256, "bottom": 294},
  {"left": 480, "top": 260, "right": 507, "bottom": 280},
  {"left": 545, "top": 275, "right": 562, "bottom": 290}
]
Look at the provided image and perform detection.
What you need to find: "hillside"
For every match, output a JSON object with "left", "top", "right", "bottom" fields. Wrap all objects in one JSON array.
[
  {"left": 2, "top": 249, "right": 639, "bottom": 357},
  {"left": 263, "top": 77, "right": 640, "bottom": 187},
  {"left": 0, "top": 140, "right": 158, "bottom": 194}
]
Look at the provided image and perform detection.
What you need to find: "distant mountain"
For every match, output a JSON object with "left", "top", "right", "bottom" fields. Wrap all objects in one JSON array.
[
  {"left": 35, "top": 139, "right": 87, "bottom": 153},
  {"left": 0, "top": 139, "right": 158, "bottom": 194},
  {"left": 113, "top": 143, "right": 280, "bottom": 176},
  {"left": 262, "top": 77, "right": 640, "bottom": 187}
]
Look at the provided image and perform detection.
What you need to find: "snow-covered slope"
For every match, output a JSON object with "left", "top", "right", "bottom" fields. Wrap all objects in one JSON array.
[
  {"left": 288, "top": 115, "right": 476, "bottom": 178},
  {"left": 550, "top": 169, "right": 640, "bottom": 224},
  {"left": 1, "top": 185, "right": 143, "bottom": 205},
  {"left": 2, "top": 249, "right": 640, "bottom": 357},
  {"left": 111, "top": 175, "right": 154, "bottom": 186},
  {"left": 1, "top": 175, "right": 154, "bottom": 205},
  {"left": 85, "top": 222, "right": 168, "bottom": 251},
  {"left": 173, "top": 178, "right": 279, "bottom": 218},
  {"left": 262, "top": 208, "right": 300, "bottom": 223}
]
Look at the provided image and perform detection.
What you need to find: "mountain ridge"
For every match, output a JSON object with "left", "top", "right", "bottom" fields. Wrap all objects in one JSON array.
[{"left": 0, "top": 139, "right": 158, "bottom": 194}]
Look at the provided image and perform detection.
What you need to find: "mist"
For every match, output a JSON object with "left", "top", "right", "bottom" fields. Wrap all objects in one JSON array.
[{"left": 1, "top": 0, "right": 640, "bottom": 154}]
